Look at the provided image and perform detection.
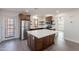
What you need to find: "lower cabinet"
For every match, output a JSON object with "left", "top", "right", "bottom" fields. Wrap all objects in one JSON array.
[
  {"left": 43, "top": 36, "right": 50, "bottom": 48},
  {"left": 27, "top": 34, "right": 55, "bottom": 51},
  {"left": 35, "top": 38, "right": 43, "bottom": 50}
]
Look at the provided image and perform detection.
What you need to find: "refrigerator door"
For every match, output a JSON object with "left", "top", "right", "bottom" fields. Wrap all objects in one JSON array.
[
  {"left": 21, "top": 21, "right": 30, "bottom": 40},
  {"left": 24, "top": 21, "right": 30, "bottom": 31},
  {"left": 21, "top": 21, "right": 25, "bottom": 40}
]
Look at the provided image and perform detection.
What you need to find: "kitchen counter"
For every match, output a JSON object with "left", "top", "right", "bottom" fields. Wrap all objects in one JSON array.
[
  {"left": 27, "top": 29, "right": 57, "bottom": 39},
  {"left": 27, "top": 29, "right": 57, "bottom": 51}
]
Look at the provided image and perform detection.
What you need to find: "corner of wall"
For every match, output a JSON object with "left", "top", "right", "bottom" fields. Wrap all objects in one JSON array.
[{"left": 65, "top": 37, "right": 79, "bottom": 44}]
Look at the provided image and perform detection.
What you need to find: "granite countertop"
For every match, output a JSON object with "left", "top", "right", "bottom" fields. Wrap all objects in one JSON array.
[{"left": 27, "top": 29, "right": 57, "bottom": 38}]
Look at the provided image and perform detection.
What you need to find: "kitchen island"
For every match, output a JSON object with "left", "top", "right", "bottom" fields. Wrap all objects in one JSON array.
[{"left": 27, "top": 29, "right": 57, "bottom": 51}]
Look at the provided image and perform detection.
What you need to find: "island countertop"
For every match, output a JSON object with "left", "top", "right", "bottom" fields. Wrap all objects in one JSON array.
[{"left": 27, "top": 29, "right": 57, "bottom": 38}]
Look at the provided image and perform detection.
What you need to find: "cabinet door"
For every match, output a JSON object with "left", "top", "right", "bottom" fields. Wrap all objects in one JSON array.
[
  {"left": 35, "top": 38, "right": 43, "bottom": 51},
  {"left": 30, "top": 35, "right": 35, "bottom": 50},
  {"left": 27, "top": 34, "right": 35, "bottom": 50},
  {"left": 49, "top": 34, "right": 55, "bottom": 45},
  {"left": 26, "top": 15, "right": 30, "bottom": 21},
  {"left": 19, "top": 14, "right": 30, "bottom": 21},
  {"left": 43, "top": 36, "right": 50, "bottom": 48},
  {"left": 27, "top": 34, "right": 31, "bottom": 47}
]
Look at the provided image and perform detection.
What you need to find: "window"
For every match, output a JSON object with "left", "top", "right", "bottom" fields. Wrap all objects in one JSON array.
[
  {"left": 5, "top": 17, "right": 15, "bottom": 38},
  {"left": 34, "top": 19, "right": 38, "bottom": 27}
]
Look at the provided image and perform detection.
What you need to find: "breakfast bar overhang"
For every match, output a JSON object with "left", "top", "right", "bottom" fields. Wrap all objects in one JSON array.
[{"left": 27, "top": 29, "right": 57, "bottom": 51}]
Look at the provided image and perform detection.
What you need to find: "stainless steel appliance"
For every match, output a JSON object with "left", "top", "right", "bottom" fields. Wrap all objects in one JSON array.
[{"left": 21, "top": 20, "right": 30, "bottom": 40}]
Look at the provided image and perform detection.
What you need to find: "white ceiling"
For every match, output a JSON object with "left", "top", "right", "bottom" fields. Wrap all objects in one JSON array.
[{"left": 0, "top": 8, "right": 78, "bottom": 16}]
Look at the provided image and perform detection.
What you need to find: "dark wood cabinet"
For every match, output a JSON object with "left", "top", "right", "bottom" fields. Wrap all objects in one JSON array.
[
  {"left": 19, "top": 13, "right": 30, "bottom": 21},
  {"left": 43, "top": 34, "right": 55, "bottom": 48},
  {"left": 46, "top": 16, "right": 53, "bottom": 21},
  {"left": 43, "top": 36, "right": 50, "bottom": 48},
  {"left": 19, "top": 14, "right": 27, "bottom": 20},
  {"left": 35, "top": 38, "right": 43, "bottom": 50},
  {"left": 27, "top": 34, "right": 55, "bottom": 51},
  {"left": 26, "top": 15, "right": 30, "bottom": 21},
  {"left": 49, "top": 34, "right": 55, "bottom": 45}
]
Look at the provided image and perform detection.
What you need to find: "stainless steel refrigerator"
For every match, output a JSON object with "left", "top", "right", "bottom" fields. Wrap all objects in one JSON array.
[{"left": 21, "top": 20, "right": 30, "bottom": 40}]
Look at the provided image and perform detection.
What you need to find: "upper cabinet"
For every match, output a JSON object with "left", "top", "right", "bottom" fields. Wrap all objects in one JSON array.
[
  {"left": 45, "top": 16, "right": 53, "bottom": 24},
  {"left": 46, "top": 16, "right": 53, "bottom": 21},
  {"left": 19, "top": 12, "right": 30, "bottom": 21}
]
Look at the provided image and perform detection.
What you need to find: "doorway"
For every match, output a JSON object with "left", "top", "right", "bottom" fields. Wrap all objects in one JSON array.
[{"left": 55, "top": 15, "right": 64, "bottom": 41}]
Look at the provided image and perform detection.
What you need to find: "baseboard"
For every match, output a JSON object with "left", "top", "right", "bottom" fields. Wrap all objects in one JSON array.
[
  {"left": 0, "top": 38, "right": 19, "bottom": 44},
  {"left": 65, "top": 37, "right": 79, "bottom": 44}
]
